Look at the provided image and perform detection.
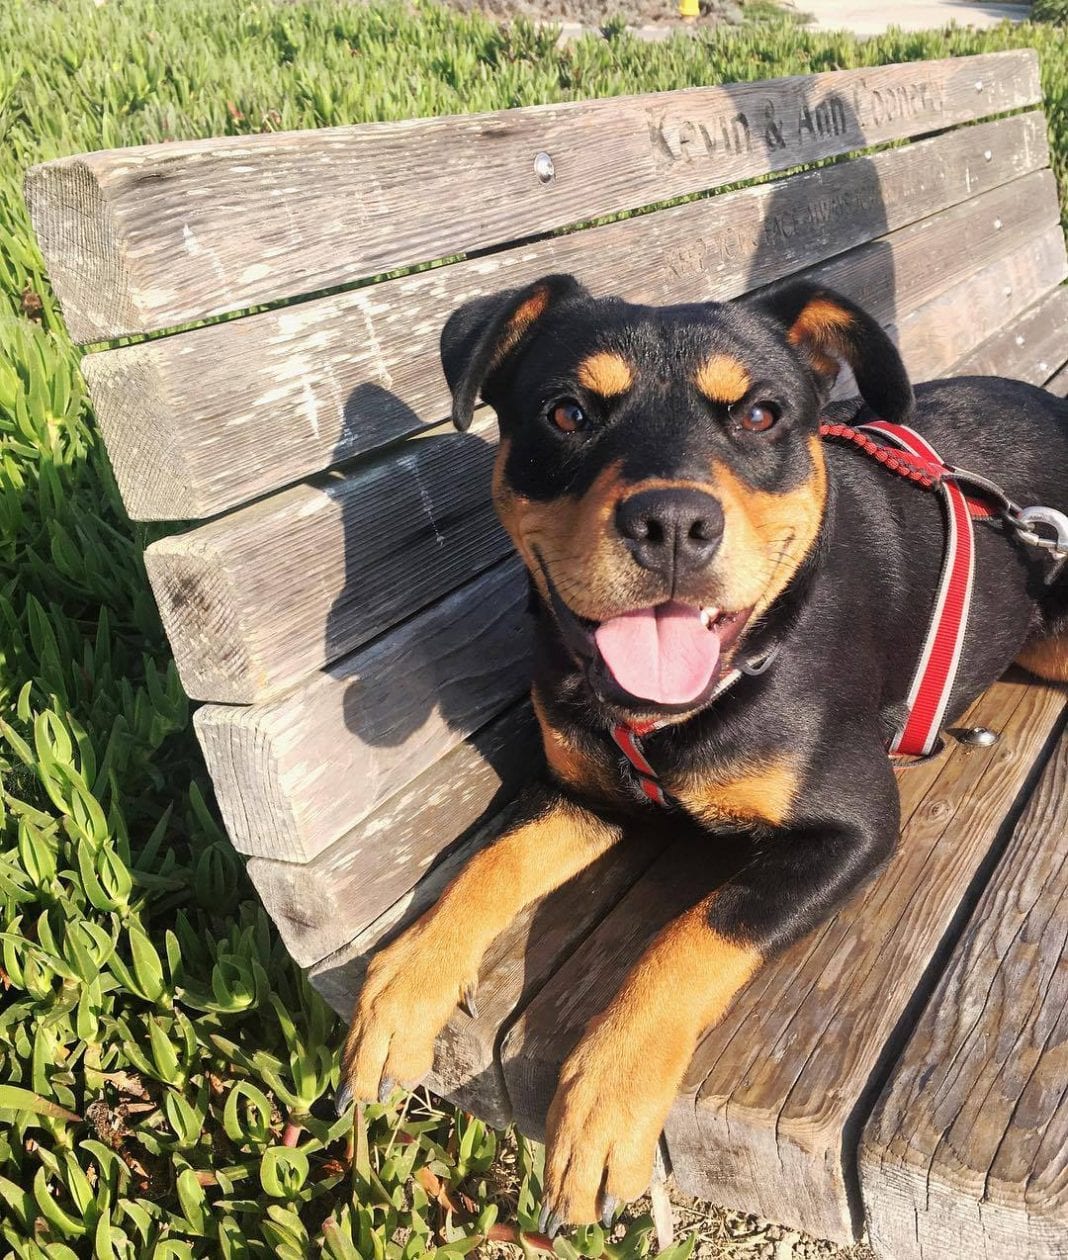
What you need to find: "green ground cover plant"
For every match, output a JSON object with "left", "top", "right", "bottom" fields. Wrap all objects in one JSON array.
[{"left": 1, "top": 2, "right": 1066, "bottom": 1256}]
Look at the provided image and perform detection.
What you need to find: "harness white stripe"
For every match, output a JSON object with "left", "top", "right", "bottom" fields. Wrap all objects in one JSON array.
[{"left": 860, "top": 422, "right": 976, "bottom": 757}]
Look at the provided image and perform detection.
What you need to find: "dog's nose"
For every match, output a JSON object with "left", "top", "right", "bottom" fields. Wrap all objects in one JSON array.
[{"left": 616, "top": 488, "right": 724, "bottom": 578}]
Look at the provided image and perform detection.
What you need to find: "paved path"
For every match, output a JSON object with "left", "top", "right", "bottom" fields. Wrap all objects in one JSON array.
[
  {"left": 794, "top": 0, "right": 1028, "bottom": 34},
  {"left": 556, "top": 0, "right": 1028, "bottom": 40}
]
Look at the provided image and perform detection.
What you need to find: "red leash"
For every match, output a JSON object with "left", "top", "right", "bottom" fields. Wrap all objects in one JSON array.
[{"left": 610, "top": 418, "right": 1007, "bottom": 804}]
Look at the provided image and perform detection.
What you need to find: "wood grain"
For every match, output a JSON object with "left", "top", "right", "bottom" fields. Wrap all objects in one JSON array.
[
  {"left": 246, "top": 699, "right": 541, "bottom": 966},
  {"left": 889, "top": 229, "right": 1068, "bottom": 385},
  {"left": 144, "top": 180, "right": 1063, "bottom": 705},
  {"left": 144, "top": 413, "right": 504, "bottom": 703},
  {"left": 1043, "top": 360, "right": 1068, "bottom": 397},
  {"left": 195, "top": 558, "right": 530, "bottom": 861},
  {"left": 79, "top": 111, "right": 1049, "bottom": 519},
  {"left": 493, "top": 679, "right": 1064, "bottom": 1242},
  {"left": 309, "top": 821, "right": 667, "bottom": 1128},
  {"left": 860, "top": 725, "right": 1068, "bottom": 1260},
  {"left": 955, "top": 284, "right": 1068, "bottom": 385},
  {"left": 26, "top": 53, "right": 1039, "bottom": 342}
]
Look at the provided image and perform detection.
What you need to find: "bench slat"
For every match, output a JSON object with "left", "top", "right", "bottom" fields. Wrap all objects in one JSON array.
[
  {"left": 26, "top": 52, "right": 1039, "bottom": 343},
  {"left": 860, "top": 727, "right": 1068, "bottom": 1259},
  {"left": 194, "top": 558, "right": 529, "bottom": 861},
  {"left": 956, "top": 284, "right": 1068, "bottom": 384},
  {"left": 888, "top": 231, "right": 1068, "bottom": 386},
  {"left": 145, "top": 173, "right": 1063, "bottom": 705},
  {"left": 192, "top": 231, "right": 1066, "bottom": 873},
  {"left": 1044, "top": 360, "right": 1068, "bottom": 396},
  {"left": 498, "top": 677, "right": 1064, "bottom": 1243},
  {"left": 80, "top": 110, "right": 1049, "bottom": 520},
  {"left": 247, "top": 699, "right": 541, "bottom": 967}
]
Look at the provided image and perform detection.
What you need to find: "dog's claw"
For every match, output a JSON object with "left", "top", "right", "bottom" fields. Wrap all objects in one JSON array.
[
  {"left": 461, "top": 983, "right": 479, "bottom": 1020},
  {"left": 538, "top": 1203, "right": 564, "bottom": 1239},
  {"left": 600, "top": 1194, "right": 618, "bottom": 1229},
  {"left": 377, "top": 1076, "right": 395, "bottom": 1104},
  {"left": 335, "top": 1080, "right": 353, "bottom": 1117}
]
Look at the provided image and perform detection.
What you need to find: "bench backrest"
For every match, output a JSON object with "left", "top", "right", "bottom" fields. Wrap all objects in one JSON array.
[{"left": 26, "top": 49, "right": 1065, "bottom": 971}]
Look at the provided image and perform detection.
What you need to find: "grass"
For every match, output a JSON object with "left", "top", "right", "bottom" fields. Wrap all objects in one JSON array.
[{"left": 0, "top": 1, "right": 1066, "bottom": 1256}]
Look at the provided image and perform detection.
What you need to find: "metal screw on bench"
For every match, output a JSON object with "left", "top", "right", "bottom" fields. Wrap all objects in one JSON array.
[
  {"left": 952, "top": 727, "right": 1000, "bottom": 748},
  {"left": 534, "top": 151, "right": 555, "bottom": 185}
]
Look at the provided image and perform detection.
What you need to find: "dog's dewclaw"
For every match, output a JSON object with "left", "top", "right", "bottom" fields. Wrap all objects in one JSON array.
[{"left": 460, "top": 983, "right": 479, "bottom": 1020}]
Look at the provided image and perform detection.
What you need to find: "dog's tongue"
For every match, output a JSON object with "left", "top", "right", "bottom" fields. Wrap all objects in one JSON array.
[{"left": 594, "top": 601, "right": 721, "bottom": 705}]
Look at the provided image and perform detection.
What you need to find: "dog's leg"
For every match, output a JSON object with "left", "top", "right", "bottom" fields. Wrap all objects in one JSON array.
[
  {"left": 541, "top": 750, "right": 899, "bottom": 1227},
  {"left": 341, "top": 785, "right": 623, "bottom": 1104}
]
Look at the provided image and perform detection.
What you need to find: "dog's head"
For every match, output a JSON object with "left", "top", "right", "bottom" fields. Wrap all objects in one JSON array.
[{"left": 441, "top": 274, "right": 912, "bottom": 716}]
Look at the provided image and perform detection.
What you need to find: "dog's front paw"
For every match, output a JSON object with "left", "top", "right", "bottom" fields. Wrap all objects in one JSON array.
[
  {"left": 542, "top": 1010, "right": 691, "bottom": 1230},
  {"left": 339, "top": 923, "right": 478, "bottom": 1107}
]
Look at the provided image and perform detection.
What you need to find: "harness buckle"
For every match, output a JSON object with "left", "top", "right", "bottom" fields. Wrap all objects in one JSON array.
[{"left": 1007, "top": 504, "right": 1068, "bottom": 559}]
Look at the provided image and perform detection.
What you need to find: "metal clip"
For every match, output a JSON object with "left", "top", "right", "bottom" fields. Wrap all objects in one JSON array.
[{"left": 1010, "top": 504, "right": 1068, "bottom": 558}]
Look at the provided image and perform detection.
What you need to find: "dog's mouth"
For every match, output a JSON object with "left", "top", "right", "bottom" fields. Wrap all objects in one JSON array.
[
  {"left": 593, "top": 601, "right": 750, "bottom": 707},
  {"left": 539, "top": 557, "right": 751, "bottom": 711}
]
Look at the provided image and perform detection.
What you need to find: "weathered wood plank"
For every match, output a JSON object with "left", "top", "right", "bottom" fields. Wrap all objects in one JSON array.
[
  {"left": 1044, "top": 360, "right": 1068, "bottom": 396},
  {"left": 144, "top": 182, "right": 1063, "bottom": 704},
  {"left": 81, "top": 111, "right": 1050, "bottom": 519},
  {"left": 955, "top": 284, "right": 1068, "bottom": 384},
  {"left": 495, "top": 677, "right": 1064, "bottom": 1242},
  {"left": 195, "top": 558, "right": 530, "bottom": 861},
  {"left": 144, "top": 413, "right": 504, "bottom": 703},
  {"left": 889, "top": 229, "right": 1068, "bottom": 384},
  {"left": 246, "top": 698, "right": 541, "bottom": 966},
  {"left": 310, "top": 820, "right": 667, "bottom": 1128},
  {"left": 26, "top": 53, "right": 1039, "bottom": 343},
  {"left": 860, "top": 725, "right": 1068, "bottom": 1260}
]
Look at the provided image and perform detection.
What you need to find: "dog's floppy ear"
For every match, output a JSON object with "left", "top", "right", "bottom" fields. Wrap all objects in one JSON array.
[
  {"left": 441, "top": 274, "right": 587, "bottom": 431},
  {"left": 749, "top": 281, "right": 913, "bottom": 423}
]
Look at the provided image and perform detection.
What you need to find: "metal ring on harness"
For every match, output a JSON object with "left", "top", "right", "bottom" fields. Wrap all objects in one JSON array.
[{"left": 1011, "top": 504, "right": 1068, "bottom": 558}]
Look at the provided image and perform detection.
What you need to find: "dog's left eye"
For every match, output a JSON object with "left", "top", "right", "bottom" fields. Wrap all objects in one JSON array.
[
  {"left": 549, "top": 399, "right": 588, "bottom": 434},
  {"left": 736, "top": 401, "right": 779, "bottom": 433}
]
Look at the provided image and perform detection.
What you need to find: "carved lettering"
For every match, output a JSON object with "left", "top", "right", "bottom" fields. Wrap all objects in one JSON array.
[
  {"left": 763, "top": 101, "right": 786, "bottom": 151},
  {"left": 854, "top": 77, "right": 942, "bottom": 130},
  {"left": 798, "top": 94, "right": 848, "bottom": 143}
]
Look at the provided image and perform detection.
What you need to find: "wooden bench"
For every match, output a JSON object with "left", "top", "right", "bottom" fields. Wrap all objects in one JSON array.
[{"left": 25, "top": 49, "right": 1068, "bottom": 1253}]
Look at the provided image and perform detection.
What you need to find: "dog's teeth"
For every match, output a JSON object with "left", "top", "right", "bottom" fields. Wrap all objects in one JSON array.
[{"left": 701, "top": 607, "right": 719, "bottom": 629}]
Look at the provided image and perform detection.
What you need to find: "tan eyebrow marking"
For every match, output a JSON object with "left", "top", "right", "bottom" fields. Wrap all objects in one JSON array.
[
  {"left": 576, "top": 351, "right": 635, "bottom": 398},
  {"left": 694, "top": 353, "right": 752, "bottom": 404}
]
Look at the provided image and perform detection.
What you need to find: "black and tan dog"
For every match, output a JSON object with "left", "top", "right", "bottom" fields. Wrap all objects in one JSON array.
[{"left": 340, "top": 274, "right": 1068, "bottom": 1228}]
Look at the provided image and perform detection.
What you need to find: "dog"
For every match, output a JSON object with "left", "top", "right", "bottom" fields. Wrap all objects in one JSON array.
[{"left": 340, "top": 273, "right": 1068, "bottom": 1231}]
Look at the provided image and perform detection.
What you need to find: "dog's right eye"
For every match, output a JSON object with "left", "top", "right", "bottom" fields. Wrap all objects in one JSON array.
[{"left": 549, "top": 400, "right": 588, "bottom": 434}]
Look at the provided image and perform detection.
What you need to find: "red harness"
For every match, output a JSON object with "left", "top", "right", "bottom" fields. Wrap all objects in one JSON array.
[{"left": 609, "top": 419, "right": 1002, "bottom": 806}]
